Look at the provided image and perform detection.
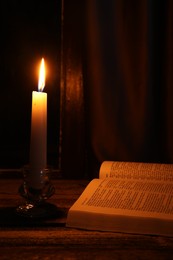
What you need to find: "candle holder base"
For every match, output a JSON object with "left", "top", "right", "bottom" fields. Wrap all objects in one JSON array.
[
  {"left": 16, "top": 166, "right": 56, "bottom": 219},
  {"left": 16, "top": 202, "right": 58, "bottom": 219}
]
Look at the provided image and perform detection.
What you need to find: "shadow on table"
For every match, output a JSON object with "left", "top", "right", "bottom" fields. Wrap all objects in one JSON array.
[{"left": 0, "top": 204, "right": 66, "bottom": 227}]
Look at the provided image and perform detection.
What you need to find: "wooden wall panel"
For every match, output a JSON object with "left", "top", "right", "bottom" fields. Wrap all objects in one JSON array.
[{"left": 59, "top": 1, "right": 86, "bottom": 178}]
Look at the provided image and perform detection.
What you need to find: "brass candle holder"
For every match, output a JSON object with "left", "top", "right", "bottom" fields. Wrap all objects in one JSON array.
[{"left": 16, "top": 165, "right": 56, "bottom": 219}]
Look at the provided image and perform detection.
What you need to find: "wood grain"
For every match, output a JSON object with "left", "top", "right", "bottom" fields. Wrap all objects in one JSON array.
[{"left": 60, "top": 0, "right": 86, "bottom": 179}]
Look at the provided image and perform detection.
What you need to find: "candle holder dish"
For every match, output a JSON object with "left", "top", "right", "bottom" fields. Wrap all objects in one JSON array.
[{"left": 16, "top": 165, "right": 56, "bottom": 219}]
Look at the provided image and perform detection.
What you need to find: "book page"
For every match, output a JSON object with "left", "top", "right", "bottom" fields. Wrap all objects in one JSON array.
[
  {"left": 66, "top": 178, "right": 173, "bottom": 235},
  {"left": 99, "top": 161, "right": 173, "bottom": 182},
  {"left": 67, "top": 178, "right": 173, "bottom": 220}
]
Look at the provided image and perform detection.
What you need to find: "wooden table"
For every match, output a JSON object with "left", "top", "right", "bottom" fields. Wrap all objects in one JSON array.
[{"left": 0, "top": 174, "right": 173, "bottom": 259}]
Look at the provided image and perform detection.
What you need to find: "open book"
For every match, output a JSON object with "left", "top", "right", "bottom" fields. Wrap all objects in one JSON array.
[{"left": 66, "top": 161, "right": 173, "bottom": 236}]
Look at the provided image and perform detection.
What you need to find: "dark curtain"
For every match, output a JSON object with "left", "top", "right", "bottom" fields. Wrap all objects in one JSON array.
[{"left": 84, "top": 0, "right": 173, "bottom": 175}]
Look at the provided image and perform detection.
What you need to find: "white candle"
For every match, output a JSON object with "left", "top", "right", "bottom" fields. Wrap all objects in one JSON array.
[{"left": 30, "top": 58, "right": 47, "bottom": 172}]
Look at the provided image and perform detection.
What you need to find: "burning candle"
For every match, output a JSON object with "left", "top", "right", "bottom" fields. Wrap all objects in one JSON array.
[{"left": 30, "top": 58, "right": 47, "bottom": 173}]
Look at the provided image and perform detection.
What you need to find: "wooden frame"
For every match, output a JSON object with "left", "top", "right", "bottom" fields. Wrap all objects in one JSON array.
[{"left": 59, "top": 0, "right": 86, "bottom": 178}]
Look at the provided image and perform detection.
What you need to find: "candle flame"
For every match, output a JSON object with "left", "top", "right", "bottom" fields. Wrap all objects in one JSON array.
[{"left": 38, "top": 58, "right": 45, "bottom": 92}]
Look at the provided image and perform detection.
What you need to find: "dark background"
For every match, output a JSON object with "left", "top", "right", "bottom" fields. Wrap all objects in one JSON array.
[
  {"left": 0, "top": 0, "right": 61, "bottom": 168},
  {"left": 1, "top": 0, "right": 172, "bottom": 180}
]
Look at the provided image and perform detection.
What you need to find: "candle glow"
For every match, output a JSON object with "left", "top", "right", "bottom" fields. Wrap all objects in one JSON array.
[{"left": 38, "top": 58, "right": 45, "bottom": 92}]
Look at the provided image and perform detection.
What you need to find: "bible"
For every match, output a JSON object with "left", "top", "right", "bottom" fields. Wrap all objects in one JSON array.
[{"left": 66, "top": 161, "right": 173, "bottom": 236}]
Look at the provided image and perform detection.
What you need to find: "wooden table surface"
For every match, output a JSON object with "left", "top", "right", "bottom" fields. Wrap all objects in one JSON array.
[{"left": 0, "top": 174, "right": 173, "bottom": 259}]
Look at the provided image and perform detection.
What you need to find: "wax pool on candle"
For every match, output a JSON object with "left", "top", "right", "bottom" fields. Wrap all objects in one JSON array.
[{"left": 30, "top": 58, "right": 47, "bottom": 172}]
